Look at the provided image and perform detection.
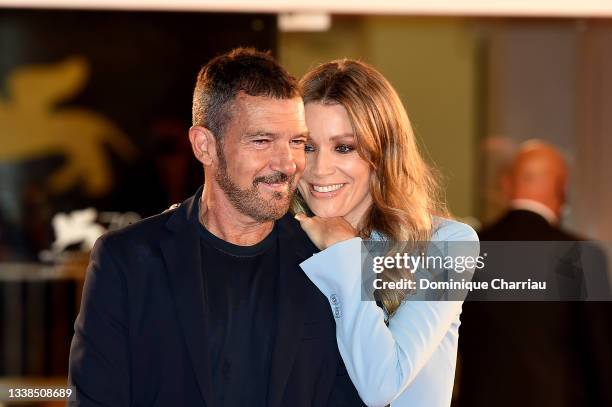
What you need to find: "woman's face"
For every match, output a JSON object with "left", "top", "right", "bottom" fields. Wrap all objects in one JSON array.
[{"left": 298, "top": 103, "right": 373, "bottom": 228}]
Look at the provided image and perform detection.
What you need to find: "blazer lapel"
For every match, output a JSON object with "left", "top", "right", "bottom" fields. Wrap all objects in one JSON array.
[
  {"left": 160, "top": 190, "right": 215, "bottom": 407},
  {"left": 267, "top": 216, "right": 318, "bottom": 407}
]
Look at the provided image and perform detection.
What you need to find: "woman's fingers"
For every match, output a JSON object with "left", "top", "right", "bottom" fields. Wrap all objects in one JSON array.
[{"left": 294, "top": 212, "right": 309, "bottom": 222}]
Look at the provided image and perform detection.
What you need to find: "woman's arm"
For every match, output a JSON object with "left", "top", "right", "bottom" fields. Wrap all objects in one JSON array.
[{"left": 300, "top": 221, "right": 478, "bottom": 407}]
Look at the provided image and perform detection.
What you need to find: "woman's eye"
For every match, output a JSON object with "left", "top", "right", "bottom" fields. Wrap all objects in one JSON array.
[
  {"left": 336, "top": 144, "right": 355, "bottom": 154},
  {"left": 304, "top": 143, "right": 316, "bottom": 153}
]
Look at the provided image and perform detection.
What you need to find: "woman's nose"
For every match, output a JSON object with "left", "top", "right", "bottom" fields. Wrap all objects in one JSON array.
[{"left": 308, "top": 149, "right": 335, "bottom": 178}]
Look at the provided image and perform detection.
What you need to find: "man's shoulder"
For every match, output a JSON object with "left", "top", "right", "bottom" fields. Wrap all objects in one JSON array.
[
  {"left": 99, "top": 186, "right": 200, "bottom": 250},
  {"left": 277, "top": 213, "right": 309, "bottom": 239},
  {"left": 276, "top": 213, "right": 319, "bottom": 255},
  {"left": 98, "top": 206, "right": 177, "bottom": 249},
  {"left": 479, "top": 210, "right": 581, "bottom": 241}
]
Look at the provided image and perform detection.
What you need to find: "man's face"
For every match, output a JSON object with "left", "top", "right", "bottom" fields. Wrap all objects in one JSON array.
[{"left": 214, "top": 94, "right": 307, "bottom": 222}]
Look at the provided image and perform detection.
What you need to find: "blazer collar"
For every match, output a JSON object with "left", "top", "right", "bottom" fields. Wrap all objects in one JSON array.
[
  {"left": 160, "top": 187, "right": 318, "bottom": 407},
  {"left": 510, "top": 199, "right": 558, "bottom": 225}
]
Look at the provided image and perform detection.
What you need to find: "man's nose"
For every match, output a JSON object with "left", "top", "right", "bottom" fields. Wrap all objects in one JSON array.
[{"left": 270, "top": 142, "right": 298, "bottom": 176}]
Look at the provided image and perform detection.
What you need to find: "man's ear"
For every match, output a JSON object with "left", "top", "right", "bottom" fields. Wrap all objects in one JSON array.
[{"left": 189, "top": 126, "right": 217, "bottom": 166}]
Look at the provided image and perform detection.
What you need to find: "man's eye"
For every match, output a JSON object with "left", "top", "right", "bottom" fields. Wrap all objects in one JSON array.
[
  {"left": 336, "top": 144, "right": 355, "bottom": 154},
  {"left": 290, "top": 139, "right": 306, "bottom": 147},
  {"left": 252, "top": 139, "right": 270, "bottom": 145}
]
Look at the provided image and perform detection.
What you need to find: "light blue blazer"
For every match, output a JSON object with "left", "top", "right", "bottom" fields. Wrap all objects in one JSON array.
[{"left": 300, "top": 218, "right": 479, "bottom": 407}]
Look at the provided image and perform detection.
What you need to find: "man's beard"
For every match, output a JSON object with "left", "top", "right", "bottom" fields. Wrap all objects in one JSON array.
[{"left": 215, "top": 149, "right": 296, "bottom": 222}]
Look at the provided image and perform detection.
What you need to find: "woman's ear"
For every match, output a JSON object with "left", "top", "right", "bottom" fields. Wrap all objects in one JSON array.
[{"left": 189, "top": 126, "right": 217, "bottom": 166}]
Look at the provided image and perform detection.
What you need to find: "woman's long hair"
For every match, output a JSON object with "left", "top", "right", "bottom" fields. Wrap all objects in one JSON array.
[{"left": 295, "top": 59, "right": 448, "bottom": 315}]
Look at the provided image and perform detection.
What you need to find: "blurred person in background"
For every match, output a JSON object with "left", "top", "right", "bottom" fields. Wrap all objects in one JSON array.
[
  {"left": 484, "top": 140, "right": 571, "bottom": 238},
  {"left": 68, "top": 48, "right": 363, "bottom": 407},
  {"left": 458, "top": 140, "right": 612, "bottom": 406},
  {"left": 293, "top": 59, "right": 479, "bottom": 407}
]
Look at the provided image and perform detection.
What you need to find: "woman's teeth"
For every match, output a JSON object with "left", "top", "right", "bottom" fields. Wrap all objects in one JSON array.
[{"left": 313, "top": 184, "right": 344, "bottom": 193}]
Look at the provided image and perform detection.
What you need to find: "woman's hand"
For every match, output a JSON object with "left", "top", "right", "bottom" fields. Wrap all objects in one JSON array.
[{"left": 294, "top": 213, "right": 358, "bottom": 250}]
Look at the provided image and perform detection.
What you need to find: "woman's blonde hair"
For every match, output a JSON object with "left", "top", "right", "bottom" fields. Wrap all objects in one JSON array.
[{"left": 295, "top": 59, "right": 448, "bottom": 315}]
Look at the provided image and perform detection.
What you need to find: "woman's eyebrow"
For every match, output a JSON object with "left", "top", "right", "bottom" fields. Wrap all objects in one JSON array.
[{"left": 328, "top": 133, "right": 355, "bottom": 141}]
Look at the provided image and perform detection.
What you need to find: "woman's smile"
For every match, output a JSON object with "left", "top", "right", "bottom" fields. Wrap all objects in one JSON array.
[{"left": 309, "top": 182, "right": 347, "bottom": 196}]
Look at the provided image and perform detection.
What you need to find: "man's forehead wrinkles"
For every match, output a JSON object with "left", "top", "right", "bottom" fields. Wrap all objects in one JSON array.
[
  {"left": 241, "top": 95, "right": 303, "bottom": 112},
  {"left": 229, "top": 95, "right": 306, "bottom": 141},
  {"left": 244, "top": 117, "right": 306, "bottom": 134},
  {"left": 246, "top": 110, "right": 304, "bottom": 121}
]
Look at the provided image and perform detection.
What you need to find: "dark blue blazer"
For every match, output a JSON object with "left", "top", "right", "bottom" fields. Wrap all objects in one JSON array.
[{"left": 68, "top": 188, "right": 363, "bottom": 406}]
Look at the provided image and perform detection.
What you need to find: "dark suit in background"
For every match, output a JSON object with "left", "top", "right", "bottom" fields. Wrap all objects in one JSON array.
[
  {"left": 68, "top": 190, "right": 364, "bottom": 406},
  {"left": 457, "top": 209, "right": 612, "bottom": 406}
]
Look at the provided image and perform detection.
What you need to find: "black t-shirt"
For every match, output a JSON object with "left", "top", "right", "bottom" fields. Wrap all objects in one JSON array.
[{"left": 197, "top": 215, "right": 279, "bottom": 407}]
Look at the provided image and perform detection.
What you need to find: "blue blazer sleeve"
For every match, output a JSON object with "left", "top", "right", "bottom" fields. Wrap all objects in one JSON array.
[
  {"left": 300, "top": 219, "right": 479, "bottom": 407},
  {"left": 68, "top": 236, "right": 131, "bottom": 406}
]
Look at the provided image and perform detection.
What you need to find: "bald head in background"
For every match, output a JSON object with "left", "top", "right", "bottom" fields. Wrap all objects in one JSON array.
[{"left": 504, "top": 140, "right": 568, "bottom": 219}]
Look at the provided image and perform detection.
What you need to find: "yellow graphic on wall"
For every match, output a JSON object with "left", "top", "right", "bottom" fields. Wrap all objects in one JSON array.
[{"left": 0, "top": 56, "right": 137, "bottom": 196}]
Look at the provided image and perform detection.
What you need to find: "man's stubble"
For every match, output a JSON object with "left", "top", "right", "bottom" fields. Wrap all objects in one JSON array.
[{"left": 215, "top": 146, "right": 296, "bottom": 222}]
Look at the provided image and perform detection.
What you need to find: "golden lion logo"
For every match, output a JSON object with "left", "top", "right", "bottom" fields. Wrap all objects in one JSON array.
[{"left": 0, "top": 56, "right": 137, "bottom": 196}]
